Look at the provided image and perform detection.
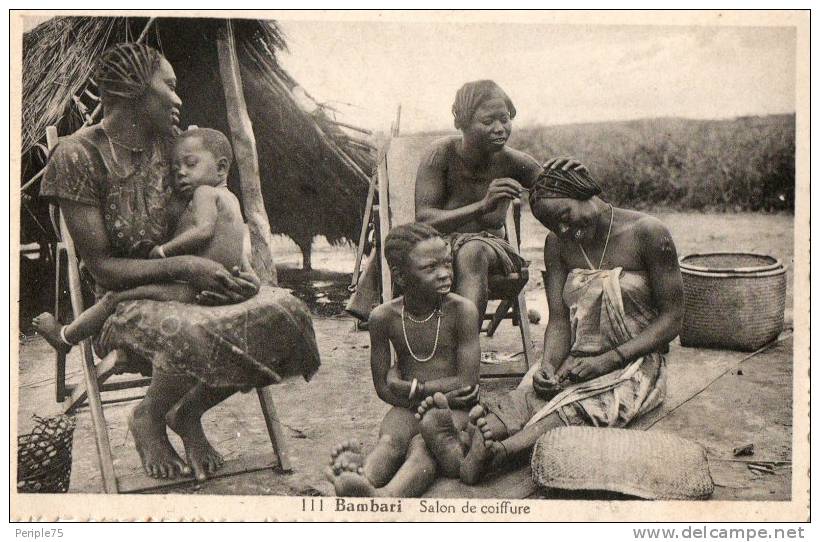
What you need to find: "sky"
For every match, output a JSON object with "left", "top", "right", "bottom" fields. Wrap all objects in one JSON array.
[
  {"left": 276, "top": 20, "right": 796, "bottom": 133},
  {"left": 20, "top": 15, "right": 797, "bottom": 134}
]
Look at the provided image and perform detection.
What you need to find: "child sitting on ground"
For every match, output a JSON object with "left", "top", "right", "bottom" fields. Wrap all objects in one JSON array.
[
  {"left": 33, "top": 127, "right": 256, "bottom": 353},
  {"left": 324, "top": 222, "right": 497, "bottom": 497}
]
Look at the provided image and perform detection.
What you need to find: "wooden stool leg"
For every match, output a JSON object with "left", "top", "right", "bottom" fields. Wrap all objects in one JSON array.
[
  {"left": 257, "top": 386, "right": 292, "bottom": 472},
  {"left": 79, "top": 340, "right": 118, "bottom": 493},
  {"left": 486, "top": 299, "right": 512, "bottom": 337},
  {"left": 54, "top": 244, "right": 66, "bottom": 402},
  {"left": 515, "top": 291, "right": 535, "bottom": 369},
  {"left": 55, "top": 352, "right": 67, "bottom": 403}
]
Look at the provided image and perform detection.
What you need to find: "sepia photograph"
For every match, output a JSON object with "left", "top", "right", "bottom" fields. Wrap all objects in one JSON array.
[{"left": 10, "top": 9, "right": 809, "bottom": 522}]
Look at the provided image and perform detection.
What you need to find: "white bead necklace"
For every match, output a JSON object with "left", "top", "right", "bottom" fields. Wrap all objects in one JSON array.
[{"left": 401, "top": 303, "right": 442, "bottom": 363}]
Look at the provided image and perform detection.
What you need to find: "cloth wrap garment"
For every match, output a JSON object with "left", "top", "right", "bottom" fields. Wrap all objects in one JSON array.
[
  {"left": 40, "top": 126, "right": 321, "bottom": 388},
  {"left": 483, "top": 266, "right": 666, "bottom": 432}
]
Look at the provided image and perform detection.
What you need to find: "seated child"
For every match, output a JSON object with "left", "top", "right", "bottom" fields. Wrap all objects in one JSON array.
[
  {"left": 324, "top": 222, "right": 497, "bottom": 497},
  {"left": 33, "top": 127, "right": 256, "bottom": 353}
]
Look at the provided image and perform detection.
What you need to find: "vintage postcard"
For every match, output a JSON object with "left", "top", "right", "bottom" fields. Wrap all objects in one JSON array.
[{"left": 10, "top": 9, "right": 809, "bottom": 522}]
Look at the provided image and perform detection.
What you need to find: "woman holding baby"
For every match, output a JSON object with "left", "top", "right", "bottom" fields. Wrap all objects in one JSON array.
[{"left": 37, "top": 43, "right": 320, "bottom": 482}]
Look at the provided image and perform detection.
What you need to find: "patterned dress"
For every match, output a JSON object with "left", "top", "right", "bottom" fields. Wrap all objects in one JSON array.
[
  {"left": 40, "top": 125, "right": 321, "bottom": 388},
  {"left": 484, "top": 267, "right": 666, "bottom": 432}
]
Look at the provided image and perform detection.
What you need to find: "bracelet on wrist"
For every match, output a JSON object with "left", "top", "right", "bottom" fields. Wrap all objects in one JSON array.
[
  {"left": 156, "top": 244, "right": 167, "bottom": 258},
  {"left": 408, "top": 378, "right": 418, "bottom": 400}
]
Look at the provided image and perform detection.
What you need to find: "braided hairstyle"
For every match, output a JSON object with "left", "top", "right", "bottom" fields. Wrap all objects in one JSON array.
[
  {"left": 93, "top": 42, "right": 164, "bottom": 103},
  {"left": 176, "top": 128, "right": 234, "bottom": 167},
  {"left": 452, "top": 80, "right": 516, "bottom": 130},
  {"left": 384, "top": 222, "right": 443, "bottom": 274},
  {"left": 530, "top": 167, "right": 602, "bottom": 205}
]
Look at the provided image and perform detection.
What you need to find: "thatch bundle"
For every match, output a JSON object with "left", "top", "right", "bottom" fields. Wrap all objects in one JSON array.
[{"left": 21, "top": 17, "right": 374, "bottom": 269}]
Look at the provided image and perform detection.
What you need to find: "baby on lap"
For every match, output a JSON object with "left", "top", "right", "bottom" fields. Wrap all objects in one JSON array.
[{"left": 34, "top": 127, "right": 256, "bottom": 357}]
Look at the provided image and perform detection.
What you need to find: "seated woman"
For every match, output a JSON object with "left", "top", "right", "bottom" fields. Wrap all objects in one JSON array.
[
  {"left": 442, "top": 165, "right": 685, "bottom": 482},
  {"left": 37, "top": 43, "right": 320, "bottom": 481}
]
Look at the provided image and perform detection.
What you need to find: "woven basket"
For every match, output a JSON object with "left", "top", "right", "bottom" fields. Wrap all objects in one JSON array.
[
  {"left": 17, "top": 415, "right": 76, "bottom": 493},
  {"left": 532, "top": 427, "right": 714, "bottom": 500},
  {"left": 680, "top": 253, "right": 786, "bottom": 351}
]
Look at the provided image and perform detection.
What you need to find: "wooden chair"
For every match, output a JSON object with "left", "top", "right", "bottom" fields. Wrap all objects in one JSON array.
[
  {"left": 45, "top": 127, "right": 292, "bottom": 493},
  {"left": 372, "top": 133, "right": 536, "bottom": 375}
]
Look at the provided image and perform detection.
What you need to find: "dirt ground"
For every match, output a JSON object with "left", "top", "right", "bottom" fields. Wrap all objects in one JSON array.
[{"left": 16, "top": 211, "right": 795, "bottom": 499}]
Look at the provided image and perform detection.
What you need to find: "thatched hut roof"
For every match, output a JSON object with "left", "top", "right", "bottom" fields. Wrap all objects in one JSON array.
[{"left": 21, "top": 16, "right": 373, "bottom": 249}]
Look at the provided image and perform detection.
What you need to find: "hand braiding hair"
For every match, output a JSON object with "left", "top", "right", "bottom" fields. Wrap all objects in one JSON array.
[
  {"left": 93, "top": 42, "right": 163, "bottom": 102},
  {"left": 452, "top": 80, "right": 517, "bottom": 130},
  {"left": 384, "top": 222, "right": 442, "bottom": 273}
]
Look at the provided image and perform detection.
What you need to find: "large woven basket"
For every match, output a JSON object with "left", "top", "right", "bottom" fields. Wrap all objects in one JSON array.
[
  {"left": 532, "top": 427, "right": 714, "bottom": 500},
  {"left": 17, "top": 415, "right": 76, "bottom": 493},
  {"left": 679, "top": 253, "right": 786, "bottom": 351}
]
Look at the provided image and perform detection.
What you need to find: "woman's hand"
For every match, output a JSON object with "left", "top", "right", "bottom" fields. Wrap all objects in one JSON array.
[
  {"left": 480, "top": 178, "right": 523, "bottom": 214},
  {"left": 232, "top": 266, "right": 261, "bottom": 297},
  {"left": 543, "top": 156, "right": 589, "bottom": 173},
  {"left": 196, "top": 267, "right": 261, "bottom": 306},
  {"left": 555, "top": 352, "right": 620, "bottom": 383},
  {"left": 532, "top": 367, "right": 564, "bottom": 400},
  {"left": 444, "top": 385, "right": 480, "bottom": 408},
  {"left": 183, "top": 258, "right": 252, "bottom": 305}
]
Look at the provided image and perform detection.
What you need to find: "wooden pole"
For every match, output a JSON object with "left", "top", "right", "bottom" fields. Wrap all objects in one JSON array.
[
  {"left": 48, "top": 126, "right": 118, "bottom": 493},
  {"left": 216, "top": 20, "right": 277, "bottom": 285}
]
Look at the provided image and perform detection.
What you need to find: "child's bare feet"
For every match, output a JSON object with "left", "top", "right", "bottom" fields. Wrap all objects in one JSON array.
[
  {"left": 415, "top": 395, "right": 436, "bottom": 420},
  {"left": 128, "top": 405, "right": 190, "bottom": 479},
  {"left": 329, "top": 440, "right": 365, "bottom": 475},
  {"left": 418, "top": 392, "right": 466, "bottom": 478},
  {"left": 32, "top": 313, "right": 71, "bottom": 354},
  {"left": 324, "top": 465, "right": 384, "bottom": 496},
  {"left": 460, "top": 405, "right": 498, "bottom": 484},
  {"left": 166, "top": 402, "right": 223, "bottom": 481}
]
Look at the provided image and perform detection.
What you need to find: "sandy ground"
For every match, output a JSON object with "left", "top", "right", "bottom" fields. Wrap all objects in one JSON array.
[{"left": 16, "top": 211, "right": 795, "bottom": 499}]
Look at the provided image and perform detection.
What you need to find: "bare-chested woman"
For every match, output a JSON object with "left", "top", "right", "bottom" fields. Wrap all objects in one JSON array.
[
  {"left": 414, "top": 80, "right": 542, "bottom": 321},
  {"left": 346, "top": 80, "right": 584, "bottom": 322}
]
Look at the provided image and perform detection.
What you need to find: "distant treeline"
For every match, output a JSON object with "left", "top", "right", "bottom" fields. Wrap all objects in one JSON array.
[{"left": 509, "top": 114, "right": 795, "bottom": 212}]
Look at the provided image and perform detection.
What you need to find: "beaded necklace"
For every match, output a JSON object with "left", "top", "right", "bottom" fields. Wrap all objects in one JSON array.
[{"left": 401, "top": 302, "right": 442, "bottom": 363}]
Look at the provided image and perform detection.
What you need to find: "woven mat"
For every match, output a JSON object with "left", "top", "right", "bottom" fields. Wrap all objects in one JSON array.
[{"left": 532, "top": 426, "right": 714, "bottom": 500}]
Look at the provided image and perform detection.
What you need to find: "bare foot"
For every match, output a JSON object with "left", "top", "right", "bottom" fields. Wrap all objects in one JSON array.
[
  {"left": 460, "top": 405, "right": 497, "bottom": 484},
  {"left": 166, "top": 403, "right": 223, "bottom": 481},
  {"left": 474, "top": 413, "right": 508, "bottom": 471},
  {"left": 128, "top": 405, "right": 190, "bottom": 479},
  {"left": 329, "top": 439, "right": 365, "bottom": 475},
  {"left": 415, "top": 395, "right": 436, "bottom": 420},
  {"left": 324, "top": 467, "right": 384, "bottom": 497},
  {"left": 32, "top": 313, "right": 71, "bottom": 354},
  {"left": 418, "top": 392, "right": 466, "bottom": 478}
]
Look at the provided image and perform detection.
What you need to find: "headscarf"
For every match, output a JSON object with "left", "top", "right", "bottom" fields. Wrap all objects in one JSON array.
[
  {"left": 452, "top": 80, "right": 516, "bottom": 130},
  {"left": 529, "top": 166, "right": 602, "bottom": 205},
  {"left": 93, "top": 43, "right": 163, "bottom": 101}
]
